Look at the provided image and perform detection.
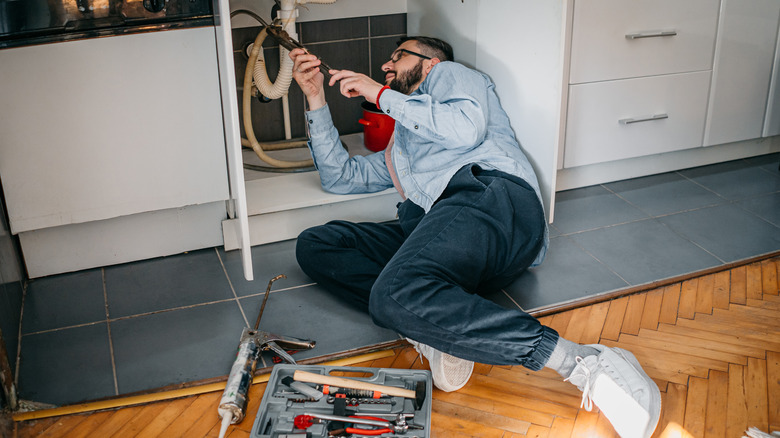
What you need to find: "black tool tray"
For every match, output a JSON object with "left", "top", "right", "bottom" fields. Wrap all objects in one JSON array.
[{"left": 251, "top": 364, "right": 433, "bottom": 438}]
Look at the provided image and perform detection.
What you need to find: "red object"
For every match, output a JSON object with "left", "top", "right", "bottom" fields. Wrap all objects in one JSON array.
[
  {"left": 294, "top": 415, "right": 314, "bottom": 429},
  {"left": 375, "top": 85, "right": 390, "bottom": 110},
  {"left": 345, "top": 427, "right": 393, "bottom": 435},
  {"left": 359, "top": 101, "right": 395, "bottom": 152},
  {"left": 345, "top": 415, "right": 392, "bottom": 435}
]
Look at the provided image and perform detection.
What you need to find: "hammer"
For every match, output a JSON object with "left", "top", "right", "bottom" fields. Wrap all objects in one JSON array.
[{"left": 293, "top": 370, "right": 427, "bottom": 410}]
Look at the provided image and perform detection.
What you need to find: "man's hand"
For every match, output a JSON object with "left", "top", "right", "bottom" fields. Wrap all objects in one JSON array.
[
  {"left": 328, "top": 70, "right": 384, "bottom": 104},
  {"left": 290, "top": 48, "right": 328, "bottom": 110}
]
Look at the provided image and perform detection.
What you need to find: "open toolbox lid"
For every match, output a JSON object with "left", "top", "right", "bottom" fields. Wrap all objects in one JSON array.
[{"left": 251, "top": 364, "right": 433, "bottom": 438}]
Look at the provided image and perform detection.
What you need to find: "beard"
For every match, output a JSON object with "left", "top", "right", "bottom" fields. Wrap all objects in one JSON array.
[{"left": 388, "top": 60, "right": 424, "bottom": 95}]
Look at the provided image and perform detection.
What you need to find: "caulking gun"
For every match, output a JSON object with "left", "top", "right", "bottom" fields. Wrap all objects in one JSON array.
[{"left": 217, "top": 274, "right": 316, "bottom": 438}]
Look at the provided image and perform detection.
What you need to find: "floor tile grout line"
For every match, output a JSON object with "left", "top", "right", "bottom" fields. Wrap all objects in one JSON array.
[
  {"left": 240, "top": 282, "right": 317, "bottom": 300},
  {"left": 215, "top": 248, "right": 250, "bottom": 328},
  {"left": 731, "top": 195, "right": 780, "bottom": 231},
  {"left": 13, "top": 281, "right": 28, "bottom": 388},
  {"left": 600, "top": 182, "right": 669, "bottom": 223},
  {"left": 20, "top": 282, "right": 322, "bottom": 337},
  {"left": 674, "top": 169, "right": 740, "bottom": 202},
  {"left": 23, "top": 298, "right": 245, "bottom": 337},
  {"left": 102, "top": 268, "right": 119, "bottom": 395},
  {"left": 560, "top": 233, "right": 632, "bottom": 289},
  {"left": 553, "top": 215, "right": 656, "bottom": 237},
  {"left": 553, "top": 194, "right": 760, "bottom": 238},
  {"left": 498, "top": 289, "right": 525, "bottom": 312},
  {"left": 651, "top": 215, "right": 727, "bottom": 265},
  {"left": 560, "top": 187, "right": 730, "bottom": 271}
]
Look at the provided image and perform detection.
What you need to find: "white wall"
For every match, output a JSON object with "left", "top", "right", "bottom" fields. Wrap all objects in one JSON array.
[
  {"left": 230, "top": 0, "right": 407, "bottom": 28},
  {"left": 408, "top": 0, "right": 566, "bottom": 220}
]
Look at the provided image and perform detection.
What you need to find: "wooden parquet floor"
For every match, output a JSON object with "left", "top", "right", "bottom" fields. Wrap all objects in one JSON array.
[{"left": 10, "top": 256, "right": 780, "bottom": 438}]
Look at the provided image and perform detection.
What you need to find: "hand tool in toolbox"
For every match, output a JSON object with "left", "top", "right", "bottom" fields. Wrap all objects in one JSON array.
[
  {"left": 293, "top": 370, "right": 427, "bottom": 410},
  {"left": 218, "top": 275, "right": 317, "bottom": 438},
  {"left": 251, "top": 364, "right": 433, "bottom": 438},
  {"left": 294, "top": 412, "right": 423, "bottom": 435}
]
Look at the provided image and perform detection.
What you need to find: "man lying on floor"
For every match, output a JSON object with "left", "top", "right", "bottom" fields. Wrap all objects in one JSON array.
[{"left": 289, "top": 36, "right": 661, "bottom": 438}]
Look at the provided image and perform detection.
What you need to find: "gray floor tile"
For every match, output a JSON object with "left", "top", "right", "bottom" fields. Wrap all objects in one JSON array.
[
  {"left": 568, "top": 219, "right": 722, "bottom": 286},
  {"left": 111, "top": 301, "right": 247, "bottom": 395},
  {"left": 679, "top": 158, "right": 780, "bottom": 201},
  {"left": 552, "top": 185, "right": 649, "bottom": 234},
  {"left": 14, "top": 152, "right": 780, "bottom": 406},
  {"left": 482, "top": 289, "right": 523, "bottom": 311},
  {"left": 605, "top": 172, "right": 724, "bottom": 217},
  {"left": 22, "top": 269, "right": 105, "bottom": 334},
  {"left": 0, "top": 280, "right": 23, "bottom": 372},
  {"left": 504, "top": 236, "right": 628, "bottom": 311},
  {"left": 745, "top": 152, "right": 780, "bottom": 172},
  {"left": 240, "top": 284, "right": 399, "bottom": 367},
  {"left": 18, "top": 323, "right": 114, "bottom": 406},
  {"left": 104, "top": 249, "right": 234, "bottom": 317},
  {"left": 220, "top": 240, "right": 312, "bottom": 297},
  {"left": 739, "top": 192, "right": 780, "bottom": 227},
  {"left": 658, "top": 204, "right": 780, "bottom": 263}
]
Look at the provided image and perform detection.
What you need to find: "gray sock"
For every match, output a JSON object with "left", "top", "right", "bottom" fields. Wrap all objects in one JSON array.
[{"left": 544, "top": 337, "right": 599, "bottom": 378}]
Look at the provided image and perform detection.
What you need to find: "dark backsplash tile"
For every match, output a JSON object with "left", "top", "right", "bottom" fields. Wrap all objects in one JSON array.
[
  {"left": 369, "top": 13, "right": 406, "bottom": 37},
  {"left": 233, "top": 13, "right": 405, "bottom": 142},
  {"left": 370, "top": 36, "right": 400, "bottom": 83},
  {"left": 317, "top": 39, "right": 371, "bottom": 134},
  {"left": 300, "top": 16, "right": 368, "bottom": 43}
]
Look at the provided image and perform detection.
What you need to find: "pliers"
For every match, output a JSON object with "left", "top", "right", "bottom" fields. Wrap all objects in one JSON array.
[{"left": 345, "top": 416, "right": 393, "bottom": 435}]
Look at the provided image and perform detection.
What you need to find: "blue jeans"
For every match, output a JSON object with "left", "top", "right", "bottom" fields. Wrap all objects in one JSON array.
[{"left": 296, "top": 164, "right": 558, "bottom": 370}]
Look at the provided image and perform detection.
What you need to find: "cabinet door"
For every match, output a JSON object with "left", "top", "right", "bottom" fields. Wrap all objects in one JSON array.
[
  {"left": 564, "top": 72, "right": 711, "bottom": 168},
  {"left": 0, "top": 28, "right": 229, "bottom": 234},
  {"left": 569, "top": 0, "right": 719, "bottom": 84},
  {"left": 214, "top": 0, "right": 253, "bottom": 281},
  {"left": 704, "top": 0, "right": 780, "bottom": 146},
  {"left": 764, "top": 23, "right": 780, "bottom": 137}
]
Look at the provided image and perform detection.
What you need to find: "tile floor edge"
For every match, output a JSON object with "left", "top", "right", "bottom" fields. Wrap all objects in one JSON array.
[
  {"left": 526, "top": 249, "right": 780, "bottom": 318},
  {"left": 11, "top": 340, "right": 408, "bottom": 419}
]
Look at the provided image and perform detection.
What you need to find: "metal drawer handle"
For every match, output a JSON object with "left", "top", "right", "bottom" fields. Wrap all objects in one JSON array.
[
  {"left": 625, "top": 30, "right": 678, "bottom": 40},
  {"left": 619, "top": 113, "right": 669, "bottom": 125}
]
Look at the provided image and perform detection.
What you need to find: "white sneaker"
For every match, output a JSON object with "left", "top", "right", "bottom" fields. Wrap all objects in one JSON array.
[
  {"left": 407, "top": 338, "right": 474, "bottom": 392},
  {"left": 565, "top": 344, "right": 661, "bottom": 438}
]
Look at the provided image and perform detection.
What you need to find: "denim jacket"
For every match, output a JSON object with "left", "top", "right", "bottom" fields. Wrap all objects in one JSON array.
[{"left": 305, "top": 61, "right": 548, "bottom": 265}]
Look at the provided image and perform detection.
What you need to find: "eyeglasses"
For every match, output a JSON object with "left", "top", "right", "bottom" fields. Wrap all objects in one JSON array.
[{"left": 389, "top": 48, "right": 432, "bottom": 63}]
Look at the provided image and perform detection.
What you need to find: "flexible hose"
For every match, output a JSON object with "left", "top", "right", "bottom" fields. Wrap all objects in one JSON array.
[
  {"left": 243, "top": 27, "right": 314, "bottom": 168},
  {"left": 251, "top": 32, "right": 293, "bottom": 100}
]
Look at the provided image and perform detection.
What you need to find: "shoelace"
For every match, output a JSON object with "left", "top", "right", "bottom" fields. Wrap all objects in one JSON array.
[
  {"left": 411, "top": 343, "right": 428, "bottom": 366},
  {"left": 564, "top": 356, "right": 594, "bottom": 411}
]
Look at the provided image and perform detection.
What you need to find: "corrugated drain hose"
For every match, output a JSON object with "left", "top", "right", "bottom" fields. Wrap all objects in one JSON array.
[{"left": 243, "top": 27, "right": 313, "bottom": 168}]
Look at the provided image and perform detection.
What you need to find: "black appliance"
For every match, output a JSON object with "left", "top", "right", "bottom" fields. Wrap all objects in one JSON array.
[{"left": 0, "top": 0, "right": 213, "bottom": 49}]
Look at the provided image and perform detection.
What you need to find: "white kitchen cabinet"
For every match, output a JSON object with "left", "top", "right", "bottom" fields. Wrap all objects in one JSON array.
[
  {"left": 765, "top": 24, "right": 780, "bottom": 137},
  {"left": 408, "top": 0, "right": 567, "bottom": 219},
  {"left": 569, "top": 0, "right": 719, "bottom": 84},
  {"left": 705, "top": 0, "right": 780, "bottom": 146},
  {"left": 408, "top": 0, "right": 780, "bottom": 208},
  {"left": 564, "top": 0, "right": 719, "bottom": 167},
  {"left": 0, "top": 27, "right": 232, "bottom": 277},
  {"left": 565, "top": 72, "right": 711, "bottom": 167}
]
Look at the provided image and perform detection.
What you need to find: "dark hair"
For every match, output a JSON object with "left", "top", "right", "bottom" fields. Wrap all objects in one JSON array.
[{"left": 398, "top": 36, "right": 454, "bottom": 62}]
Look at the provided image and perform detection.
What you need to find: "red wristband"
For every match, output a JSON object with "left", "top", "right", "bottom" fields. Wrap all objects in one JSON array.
[{"left": 375, "top": 85, "right": 390, "bottom": 110}]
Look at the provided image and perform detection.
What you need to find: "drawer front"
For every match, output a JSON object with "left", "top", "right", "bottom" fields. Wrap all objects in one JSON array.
[
  {"left": 569, "top": 0, "right": 719, "bottom": 84},
  {"left": 563, "top": 71, "right": 711, "bottom": 168}
]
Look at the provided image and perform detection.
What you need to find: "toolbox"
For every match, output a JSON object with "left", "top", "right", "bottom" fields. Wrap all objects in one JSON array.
[{"left": 250, "top": 364, "right": 433, "bottom": 438}]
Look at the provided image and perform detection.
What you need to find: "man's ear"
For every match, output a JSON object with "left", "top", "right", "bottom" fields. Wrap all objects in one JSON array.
[{"left": 425, "top": 58, "right": 441, "bottom": 74}]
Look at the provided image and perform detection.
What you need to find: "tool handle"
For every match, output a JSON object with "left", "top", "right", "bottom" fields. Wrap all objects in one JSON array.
[{"left": 293, "top": 370, "right": 415, "bottom": 398}]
